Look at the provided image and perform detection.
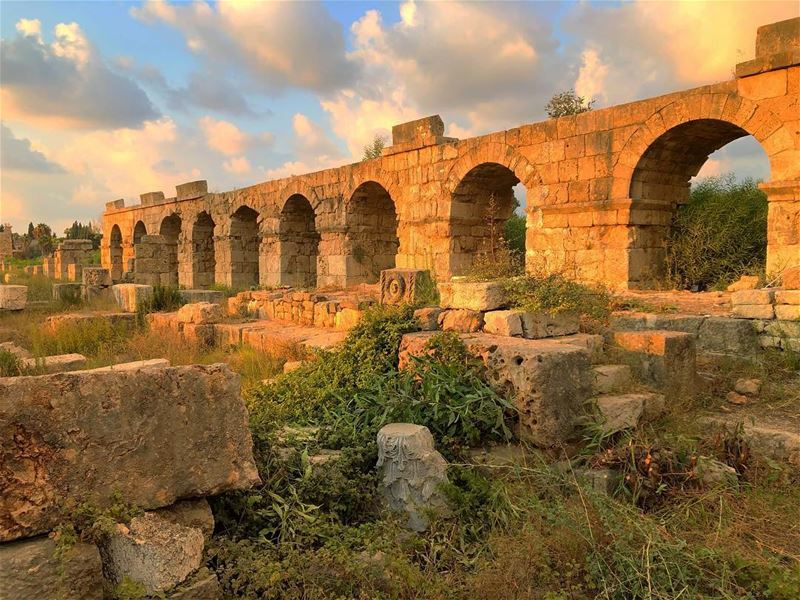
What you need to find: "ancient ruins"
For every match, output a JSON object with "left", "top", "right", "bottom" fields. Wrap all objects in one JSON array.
[{"left": 101, "top": 18, "right": 799, "bottom": 290}]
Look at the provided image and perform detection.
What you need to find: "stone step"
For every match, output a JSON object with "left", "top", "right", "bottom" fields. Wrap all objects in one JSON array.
[
  {"left": 592, "top": 364, "right": 632, "bottom": 394},
  {"left": 20, "top": 353, "right": 87, "bottom": 375},
  {"left": 593, "top": 392, "right": 666, "bottom": 433}
]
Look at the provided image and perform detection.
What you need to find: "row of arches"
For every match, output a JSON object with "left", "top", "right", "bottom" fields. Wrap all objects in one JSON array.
[{"left": 106, "top": 110, "right": 782, "bottom": 289}]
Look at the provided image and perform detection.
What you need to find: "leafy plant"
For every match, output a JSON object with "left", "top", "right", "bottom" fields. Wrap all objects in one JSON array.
[
  {"left": 0, "top": 349, "right": 21, "bottom": 377},
  {"left": 545, "top": 89, "right": 595, "bottom": 118}
]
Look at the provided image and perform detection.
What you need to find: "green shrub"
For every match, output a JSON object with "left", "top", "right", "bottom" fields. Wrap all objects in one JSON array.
[
  {"left": 503, "top": 273, "right": 611, "bottom": 321},
  {"left": 0, "top": 349, "right": 21, "bottom": 377},
  {"left": 667, "top": 175, "right": 768, "bottom": 290},
  {"left": 503, "top": 213, "right": 526, "bottom": 258},
  {"left": 30, "top": 319, "right": 135, "bottom": 358},
  {"left": 135, "top": 285, "right": 185, "bottom": 323}
]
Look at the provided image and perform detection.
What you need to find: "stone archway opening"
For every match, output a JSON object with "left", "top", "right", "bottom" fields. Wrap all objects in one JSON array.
[
  {"left": 109, "top": 224, "right": 123, "bottom": 281},
  {"left": 629, "top": 119, "right": 769, "bottom": 289},
  {"left": 280, "top": 194, "right": 319, "bottom": 288},
  {"left": 346, "top": 181, "right": 399, "bottom": 285},
  {"left": 133, "top": 221, "right": 147, "bottom": 246},
  {"left": 191, "top": 212, "right": 216, "bottom": 289},
  {"left": 230, "top": 205, "right": 260, "bottom": 289},
  {"left": 450, "top": 162, "right": 525, "bottom": 277},
  {"left": 159, "top": 214, "right": 182, "bottom": 288}
]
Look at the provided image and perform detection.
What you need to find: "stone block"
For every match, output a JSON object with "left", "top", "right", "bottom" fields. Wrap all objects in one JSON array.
[
  {"left": 614, "top": 330, "right": 696, "bottom": 399},
  {"left": 595, "top": 392, "right": 665, "bottom": 433},
  {"left": 377, "top": 423, "right": 448, "bottom": 531},
  {"left": 438, "top": 309, "right": 484, "bottom": 332},
  {"left": 379, "top": 268, "right": 435, "bottom": 305},
  {"left": 82, "top": 267, "right": 112, "bottom": 287},
  {"left": 400, "top": 332, "right": 593, "bottom": 446},
  {"left": 696, "top": 317, "right": 761, "bottom": 355},
  {"left": 52, "top": 282, "right": 83, "bottom": 303},
  {"left": 732, "top": 304, "right": 775, "bottom": 319},
  {"left": 731, "top": 289, "right": 774, "bottom": 305},
  {"left": 335, "top": 307, "right": 362, "bottom": 330},
  {"left": 180, "top": 289, "right": 226, "bottom": 305},
  {"left": 483, "top": 310, "right": 524, "bottom": 336},
  {"left": 167, "top": 567, "right": 222, "bottom": 600},
  {"left": 441, "top": 280, "right": 507, "bottom": 311},
  {"left": 20, "top": 353, "right": 87, "bottom": 374},
  {"left": 0, "top": 536, "right": 103, "bottom": 600},
  {"left": 99, "top": 511, "right": 204, "bottom": 594},
  {"left": 176, "top": 302, "right": 223, "bottom": 324},
  {"left": 0, "top": 341, "right": 31, "bottom": 359},
  {"left": 775, "top": 290, "right": 800, "bottom": 304},
  {"left": 592, "top": 364, "right": 632, "bottom": 393},
  {"left": 0, "top": 285, "right": 27, "bottom": 310},
  {"left": 694, "top": 456, "right": 738, "bottom": 489},
  {"left": 46, "top": 311, "right": 137, "bottom": 330},
  {"left": 781, "top": 267, "right": 800, "bottom": 289},
  {"left": 0, "top": 363, "right": 260, "bottom": 542},
  {"left": 66, "top": 263, "right": 83, "bottom": 282},
  {"left": 85, "top": 358, "right": 170, "bottom": 372},
  {"left": 520, "top": 310, "right": 580, "bottom": 339},
  {"left": 155, "top": 499, "right": 215, "bottom": 538},
  {"left": 83, "top": 285, "right": 112, "bottom": 303},
  {"left": 755, "top": 16, "right": 800, "bottom": 57},
  {"left": 775, "top": 305, "right": 800, "bottom": 320},
  {"left": 414, "top": 306, "right": 442, "bottom": 331},
  {"left": 113, "top": 283, "right": 153, "bottom": 312},
  {"left": 726, "top": 275, "right": 760, "bottom": 291},
  {"left": 182, "top": 323, "right": 216, "bottom": 346},
  {"left": 576, "top": 467, "right": 621, "bottom": 496},
  {"left": 176, "top": 179, "right": 208, "bottom": 200}
]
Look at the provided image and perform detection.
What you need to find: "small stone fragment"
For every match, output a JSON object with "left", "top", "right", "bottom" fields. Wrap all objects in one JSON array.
[
  {"left": 694, "top": 456, "right": 738, "bottom": 489},
  {"left": 726, "top": 391, "right": 748, "bottom": 405},
  {"left": 726, "top": 275, "right": 760, "bottom": 292},
  {"left": 414, "top": 306, "right": 442, "bottom": 331},
  {"left": 734, "top": 378, "right": 761, "bottom": 396},
  {"left": 176, "top": 302, "right": 223, "bottom": 324}
]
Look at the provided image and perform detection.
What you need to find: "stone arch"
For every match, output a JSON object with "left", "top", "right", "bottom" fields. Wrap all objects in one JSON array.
[
  {"left": 229, "top": 205, "right": 260, "bottom": 289},
  {"left": 447, "top": 161, "right": 530, "bottom": 277},
  {"left": 279, "top": 194, "right": 319, "bottom": 288},
  {"left": 159, "top": 213, "right": 182, "bottom": 287},
  {"left": 191, "top": 211, "right": 216, "bottom": 289},
  {"left": 133, "top": 220, "right": 147, "bottom": 246},
  {"left": 445, "top": 142, "right": 541, "bottom": 199},
  {"left": 345, "top": 181, "right": 399, "bottom": 285},
  {"left": 109, "top": 224, "right": 123, "bottom": 281},
  {"left": 612, "top": 93, "right": 796, "bottom": 286}
]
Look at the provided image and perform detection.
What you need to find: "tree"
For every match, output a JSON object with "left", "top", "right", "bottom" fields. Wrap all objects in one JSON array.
[
  {"left": 362, "top": 134, "right": 388, "bottom": 161},
  {"left": 545, "top": 90, "right": 595, "bottom": 118},
  {"left": 27, "top": 222, "right": 34, "bottom": 238}
]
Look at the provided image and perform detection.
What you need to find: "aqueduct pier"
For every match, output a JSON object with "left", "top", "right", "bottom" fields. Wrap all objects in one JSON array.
[{"left": 101, "top": 18, "right": 800, "bottom": 290}]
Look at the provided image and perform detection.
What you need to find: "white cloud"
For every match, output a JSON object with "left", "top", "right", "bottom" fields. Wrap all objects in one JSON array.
[
  {"left": 51, "top": 22, "right": 91, "bottom": 67},
  {"left": 198, "top": 116, "right": 248, "bottom": 156},
  {"left": 15, "top": 18, "right": 42, "bottom": 41},
  {"left": 574, "top": 46, "right": 608, "bottom": 103},
  {"left": 224, "top": 156, "right": 251, "bottom": 174}
]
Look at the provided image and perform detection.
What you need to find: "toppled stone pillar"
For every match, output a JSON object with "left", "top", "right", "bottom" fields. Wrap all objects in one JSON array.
[
  {"left": 113, "top": 283, "right": 153, "bottom": 312},
  {"left": 376, "top": 423, "right": 449, "bottom": 531},
  {"left": 0, "top": 535, "right": 104, "bottom": 600},
  {"left": 0, "top": 363, "right": 260, "bottom": 542}
]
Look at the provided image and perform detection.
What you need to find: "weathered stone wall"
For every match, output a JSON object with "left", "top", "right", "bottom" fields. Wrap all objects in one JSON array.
[
  {"left": 0, "top": 224, "right": 13, "bottom": 262},
  {"left": 52, "top": 239, "right": 93, "bottom": 281},
  {"left": 101, "top": 18, "right": 800, "bottom": 290}
]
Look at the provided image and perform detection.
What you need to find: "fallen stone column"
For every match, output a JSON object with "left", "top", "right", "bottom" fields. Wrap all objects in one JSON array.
[
  {"left": 0, "top": 285, "right": 27, "bottom": 310},
  {"left": 0, "top": 363, "right": 260, "bottom": 542}
]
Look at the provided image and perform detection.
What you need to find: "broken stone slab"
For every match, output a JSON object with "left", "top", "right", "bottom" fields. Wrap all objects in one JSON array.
[
  {"left": 283, "top": 360, "right": 303, "bottom": 373},
  {"left": 732, "top": 304, "right": 775, "bottom": 319},
  {"left": 726, "top": 275, "right": 760, "bottom": 291},
  {"left": 0, "top": 285, "right": 27, "bottom": 310},
  {"left": 377, "top": 423, "right": 449, "bottom": 532},
  {"left": 52, "top": 283, "right": 83, "bottom": 303},
  {"left": 594, "top": 392, "right": 666, "bottom": 433},
  {"left": 520, "top": 311, "right": 580, "bottom": 339},
  {"left": 112, "top": 283, "right": 153, "bottom": 312},
  {"left": 438, "top": 308, "right": 484, "bottom": 332},
  {"left": 167, "top": 567, "right": 222, "bottom": 600},
  {"left": 694, "top": 456, "right": 738, "bottom": 489},
  {"left": 592, "top": 364, "right": 633, "bottom": 394},
  {"left": 82, "top": 359, "right": 170, "bottom": 372},
  {"left": 45, "top": 311, "right": 137, "bottom": 330},
  {"left": 400, "top": 332, "right": 593, "bottom": 446},
  {"left": 0, "top": 535, "right": 104, "bottom": 600},
  {"left": 20, "top": 353, "right": 87, "bottom": 374},
  {"left": 613, "top": 330, "right": 697, "bottom": 399},
  {"left": 0, "top": 363, "right": 260, "bottom": 542},
  {"left": 82, "top": 267, "right": 112, "bottom": 287},
  {"left": 0, "top": 341, "right": 31, "bottom": 359},
  {"left": 414, "top": 306, "right": 442, "bottom": 331},
  {"left": 179, "top": 289, "right": 226, "bottom": 305},
  {"left": 483, "top": 310, "right": 523, "bottom": 337},
  {"left": 774, "top": 290, "right": 800, "bottom": 305},
  {"left": 440, "top": 280, "right": 507, "bottom": 311},
  {"left": 176, "top": 302, "right": 223, "bottom": 324},
  {"left": 99, "top": 511, "right": 204, "bottom": 594},
  {"left": 702, "top": 416, "right": 800, "bottom": 468}
]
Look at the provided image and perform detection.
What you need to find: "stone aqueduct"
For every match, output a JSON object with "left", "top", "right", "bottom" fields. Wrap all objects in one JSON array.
[{"left": 102, "top": 18, "right": 800, "bottom": 291}]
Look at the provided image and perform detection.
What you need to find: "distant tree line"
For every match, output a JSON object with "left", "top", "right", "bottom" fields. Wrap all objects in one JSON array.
[{"left": 13, "top": 220, "right": 102, "bottom": 258}]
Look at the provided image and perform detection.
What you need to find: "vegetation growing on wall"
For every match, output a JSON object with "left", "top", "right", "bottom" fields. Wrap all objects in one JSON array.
[{"left": 667, "top": 175, "right": 768, "bottom": 290}]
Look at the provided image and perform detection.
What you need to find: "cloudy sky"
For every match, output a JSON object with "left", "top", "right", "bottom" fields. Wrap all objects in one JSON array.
[{"left": 1, "top": 0, "right": 796, "bottom": 234}]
